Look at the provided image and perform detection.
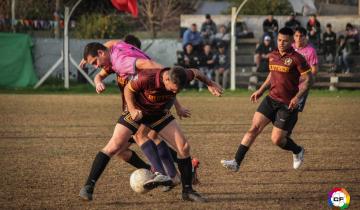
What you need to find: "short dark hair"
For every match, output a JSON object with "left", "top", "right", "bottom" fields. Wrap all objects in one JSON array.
[
  {"left": 83, "top": 42, "right": 107, "bottom": 60},
  {"left": 206, "top": 14, "right": 211, "bottom": 19},
  {"left": 168, "top": 66, "right": 188, "bottom": 90},
  {"left": 326, "top": 23, "right": 332, "bottom": 28},
  {"left": 279, "top": 27, "right": 294, "bottom": 36},
  {"left": 124, "top": 34, "right": 141, "bottom": 49},
  {"left": 294, "top": 27, "right": 307, "bottom": 36}
]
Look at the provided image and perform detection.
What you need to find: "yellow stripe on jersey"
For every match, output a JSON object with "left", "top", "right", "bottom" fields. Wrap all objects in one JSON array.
[
  {"left": 128, "top": 83, "right": 136, "bottom": 92},
  {"left": 301, "top": 69, "right": 312, "bottom": 75},
  {"left": 124, "top": 112, "right": 139, "bottom": 129},
  {"left": 269, "top": 65, "right": 290, "bottom": 73}
]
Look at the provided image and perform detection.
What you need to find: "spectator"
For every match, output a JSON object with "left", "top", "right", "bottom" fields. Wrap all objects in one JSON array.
[
  {"left": 322, "top": 23, "right": 337, "bottom": 64},
  {"left": 262, "top": 15, "right": 279, "bottom": 46},
  {"left": 213, "top": 24, "right": 230, "bottom": 50},
  {"left": 254, "top": 35, "right": 274, "bottom": 72},
  {"left": 336, "top": 35, "right": 351, "bottom": 73},
  {"left": 177, "top": 43, "right": 201, "bottom": 69},
  {"left": 182, "top": 23, "right": 203, "bottom": 53},
  {"left": 345, "top": 23, "right": 359, "bottom": 53},
  {"left": 214, "top": 43, "right": 230, "bottom": 89},
  {"left": 284, "top": 13, "right": 301, "bottom": 32},
  {"left": 306, "top": 14, "right": 321, "bottom": 50},
  {"left": 198, "top": 44, "right": 216, "bottom": 91},
  {"left": 200, "top": 14, "right": 217, "bottom": 45}
]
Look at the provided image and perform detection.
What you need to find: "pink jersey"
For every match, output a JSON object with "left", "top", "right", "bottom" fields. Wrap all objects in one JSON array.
[
  {"left": 292, "top": 43, "right": 318, "bottom": 66},
  {"left": 109, "top": 41, "right": 151, "bottom": 78}
]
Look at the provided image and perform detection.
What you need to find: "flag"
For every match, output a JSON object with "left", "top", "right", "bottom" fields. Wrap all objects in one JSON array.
[{"left": 111, "top": 0, "right": 138, "bottom": 17}]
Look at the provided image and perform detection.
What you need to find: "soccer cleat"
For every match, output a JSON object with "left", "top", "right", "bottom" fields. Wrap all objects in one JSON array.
[
  {"left": 182, "top": 189, "right": 206, "bottom": 202},
  {"left": 143, "top": 172, "right": 173, "bottom": 190},
  {"left": 220, "top": 159, "right": 239, "bottom": 172},
  {"left": 79, "top": 185, "right": 94, "bottom": 201},
  {"left": 192, "top": 158, "right": 200, "bottom": 185},
  {"left": 293, "top": 147, "right": 305, "bottom": 169}
]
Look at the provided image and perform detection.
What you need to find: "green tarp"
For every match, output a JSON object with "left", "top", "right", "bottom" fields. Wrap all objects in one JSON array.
[{"left": 0, "top": 33, "right": 38, "bottom": 87}]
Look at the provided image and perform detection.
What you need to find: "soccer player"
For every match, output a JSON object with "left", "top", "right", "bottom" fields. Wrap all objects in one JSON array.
[
  {"left": 221, "top": 27, "right": 313, "bottom": 172},
  {"left": 79, "top": 37, "right": 194, "bottom": 201},
  {"left": 123, "top": 66, "right": 222, "bottom": 202},
  {"left": 292, "top": 27, "right": 318, "bottom": 112}
]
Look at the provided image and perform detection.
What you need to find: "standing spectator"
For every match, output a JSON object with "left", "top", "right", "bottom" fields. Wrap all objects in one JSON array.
[
  {"left": 198, "top": 44, "right": 216, "bottom": 91},
  {"left": 262, "top": 15, "right": 279, "bottom": 46},
  {"left": 214, "top": 43, "right": 230, "bottom": 89},
  {"left": 306, "top": 14, "right": 321, "bottom": 50},
  {"left": 200, "top": 14, "right": 217, "bottom": 45},
  {"left": 336, "top": 35, "right": 352, "bottom": 73},
  {"left": 345, "top": 23, "right": 359, "bottom": 53},
  {"left": 182, "top": 23, "right": 203, "bottom": 53},
  {"left": 284, "top": 13, "right": 301, "bottom": 32},
  {"left": 322, "top": 23, "right": 337, "bottom": 64},
  {"left": 254, "top": 35, "right": 275, "bottom": 72},
  {"left": 177, "top": 43, "right": 201, "bottom": 70},
  {"left": 214, "top": 24, "right": 230, "bottom": 50}
]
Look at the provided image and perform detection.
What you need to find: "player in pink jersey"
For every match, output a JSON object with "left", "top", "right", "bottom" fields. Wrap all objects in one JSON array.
[{"left": 292, "top": 27, "right": 318, "bottom": 112}]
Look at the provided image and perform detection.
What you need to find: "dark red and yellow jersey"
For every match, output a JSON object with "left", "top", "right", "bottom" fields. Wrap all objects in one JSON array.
[
  {"left": 268, "top": 47, "right": 311, "bottom": 105},
  {"left": 128, "top": 68, "right": 194, "bottom": 116}
]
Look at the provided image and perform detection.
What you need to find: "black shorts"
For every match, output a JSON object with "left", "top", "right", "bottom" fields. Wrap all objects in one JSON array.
[
  {"left": 257, "top": 96, "right": 298, "bottom": 132},
  {"left": 117, "top": 111, "right": 175, "bottom": 134}
]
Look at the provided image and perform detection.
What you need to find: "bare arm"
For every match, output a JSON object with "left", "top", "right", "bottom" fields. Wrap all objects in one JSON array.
[
  {"left": 189, "top": 68, "right": 223, "bottom": 96},
  {"left": 174, "top": 98, "right": 191, "bottom": 120},
  {"left": 124, "top": 83, "right": 143, "bottom": 121},
  {"left": 250, "top": 72, "right": 271, "bottom": 103},
  {"left": 94, "top": 69, "right": 111, "bottom": 94},
  {"left": 310, "top": 64, "right": 318, "bottom": 76}
]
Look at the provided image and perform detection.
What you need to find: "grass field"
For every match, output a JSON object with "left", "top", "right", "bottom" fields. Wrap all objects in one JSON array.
[{"left": 0, "top": 91, "right": 359, "bottom": 209}]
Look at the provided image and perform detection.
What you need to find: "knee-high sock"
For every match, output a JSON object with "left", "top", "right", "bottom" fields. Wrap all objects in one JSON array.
[
  {"left": 234, "top": 144, "right": 249, "bottom": 166},
  {"left": 177, "top": 157, "right": 193, "bottom": 192},
  {"left": 157, "top": 141, "right": 177, "bottom": 178},
  {"left": 140, "top": 140, "right": 166, "bottom": 175},
  {"left": 280, "top": 137, "right": 302, "bottom": 154},
  {"left": 85, "top": 151, "right": 110, "bottom": 186},
  {"left": 126, "top": 150, "right": 151, "bottom": 170},
  {"left": 168, "top": 146, "right": 179, "bottom": 163}
]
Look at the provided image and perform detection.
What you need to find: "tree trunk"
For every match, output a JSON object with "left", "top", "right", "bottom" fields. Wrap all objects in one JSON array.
[{"left": 54, "top": 0, "right": 60, "bottom": 38}]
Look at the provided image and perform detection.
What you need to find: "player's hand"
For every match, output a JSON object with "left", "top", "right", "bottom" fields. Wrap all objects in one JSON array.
[
  {"left": 176, "top": 106, "right": 191, "bottom": 120},
  {"left": 79, "top": 59, "right": 87, "bottom": 69},
  {"left": 130, "top": 109, "right": 143, "bottom": 121},
  {"left": 288, "top": 96, "right": 299, "bottom": 111},
  {"left": 250, "top": 90, "right": 263, "bottom": 103},
  {"left": 207, "top": 81, "right": 223, "bottom": 97},
  {"left": 95, "top": 82, "right": 106, "bottom": 94}
]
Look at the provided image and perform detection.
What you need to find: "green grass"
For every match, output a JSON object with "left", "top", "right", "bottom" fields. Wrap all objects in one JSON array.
[{"left": 1, "top": 84, "right": 360, "bottom": 97}]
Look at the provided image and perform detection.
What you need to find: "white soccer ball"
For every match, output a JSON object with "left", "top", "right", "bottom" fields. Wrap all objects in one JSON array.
[{"left": 129, "top": 169, "right": 154, "bottom": 194}]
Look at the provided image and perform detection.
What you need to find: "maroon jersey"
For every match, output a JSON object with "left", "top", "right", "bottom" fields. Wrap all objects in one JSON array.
[
  {"left": 129, "top": 68, "right": 195, "bottom": 115},
  {"left": 268, "top": 47, "right": 311, "bottom": 105}
]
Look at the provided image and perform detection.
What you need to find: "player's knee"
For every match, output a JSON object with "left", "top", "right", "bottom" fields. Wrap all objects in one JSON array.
[
  {"left": 102, "top": 137, "right": 124, "bottom": 157},
  {"left": 271, "top": 135, "right": 283, "bottom": 146},
  {"left": 177, "top": 142, "right": 190, "bottom": 158}
]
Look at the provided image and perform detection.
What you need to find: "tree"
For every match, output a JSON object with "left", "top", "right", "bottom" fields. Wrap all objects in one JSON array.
[
  {"left": 138, "top": 0, "right": 199, "bottom": 38},
  {"left": 229, "top": 0, "right": 293, "bottom": 15}
]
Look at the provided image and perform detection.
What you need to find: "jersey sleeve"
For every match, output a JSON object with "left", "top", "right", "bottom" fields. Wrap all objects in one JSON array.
[
  {"left": 111, "top": 48, "right": 137, "bottom": 76},
  {"left": 308, "top": 48, "right": 318, "bottom": 66},
  {"left": 296, "top": 54, "right": 311, "bottom": 75},
  {"left": 128, "top": 75, "right": 144, "bottom": 92},
  {"left": 185, "top": 69, "right": 195, "bottom": 83}
]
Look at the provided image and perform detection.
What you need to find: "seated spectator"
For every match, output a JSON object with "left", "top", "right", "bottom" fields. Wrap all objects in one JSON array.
[
  {"left": 214, "top": 43, "right": 230, "bottom": 89},
  {"left": 306, "top": 14, "right": 321, "bottom": 50},
  {"left": 200, "top": 14, "right": 217, "bottom": 45},
  {"left": 254, "top": 35, "right": 274, "bottom": 72},
  {"left": 198, "top": 44, "right": 216, "bottom": 91},
  {"left": 262, "top": 15, "right": 279, "bottom": 46},
  {"left": 322, "top": 23, "right": 337, "bottom": 64},
  {"left": 177, "top": 43, "right": 201, "bottom": 69},
  {"left": 345, "top": 23, "right": 359, "bottom": 53},
  {"left": 336, "top": 35, "right": 352, "bottom": 73},
  {"left": 284, "top": 13, "right": 301, "bottom": 32},
  {"left": 214, "top": 24, "right": 230, "bottom": 50},
  {"left": 182, "top": 23, "right": 203, "bottom": 53}
]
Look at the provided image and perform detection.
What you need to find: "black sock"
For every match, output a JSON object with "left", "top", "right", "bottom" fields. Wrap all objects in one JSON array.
[
  {"left": 234, "top": 144, "right": 249, "bottom": 166},
  {"left": 281, "top": 137, "right": 302, "bottom": 154},
  {"left": 126, "top": 150, "right": 151, "bottom": 170},
  {"left": 178, "top": 157, "right": 193, "bottom": 192},
  {"left": 168, "top": 146, "right": 179, "bottom": 163},
  {"left": 140, "top": 140, "right": 166, "bottom": 175},
  {"left": 85, "top": 151, "right": 110, "bottom": 187},
  {"left": 157, "top": 141, "right": 177, "bottom": 178}
]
